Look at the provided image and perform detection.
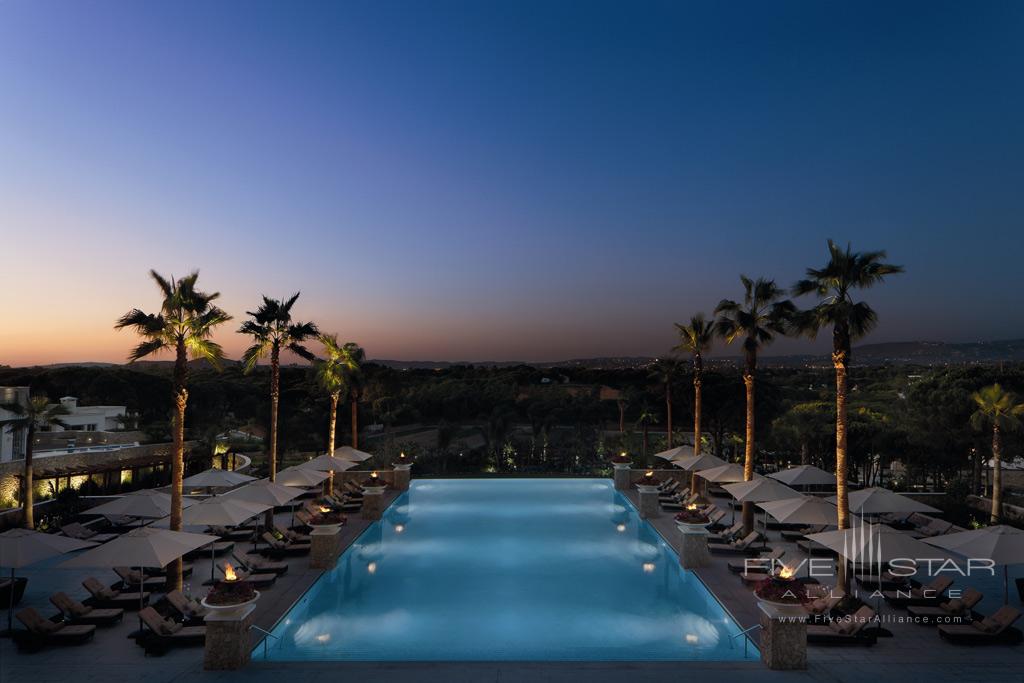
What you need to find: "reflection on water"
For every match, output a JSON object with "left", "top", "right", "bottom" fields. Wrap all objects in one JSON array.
[{"left": 260, "top": 479, "right": 756, "bottom": 661}]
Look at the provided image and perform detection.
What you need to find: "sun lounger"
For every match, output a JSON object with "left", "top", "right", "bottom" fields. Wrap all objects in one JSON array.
[
  {"left": 780, "top": 525, "right": 827, "bottom": 542},
  {"left": 727, "top": 547, "right": 783, "bottom": 574},
  {"left": 82, "top": 576, "right": 149, "bottom": 609},
  {"left": 49, "top": 592, "right": 124, "bottom": 626},
  {"left": 907, "top": 588, "right": 983, "bottom": 624},
  {"left": 807, "top": 606, "right": 878, "bottom": 645},
  {"left": 0, "top": 576, "right": 28, "bottom": 606},
  {"left": 710, "top": 522, "right": 744, "bottom": 544},
  {"left": 185, "top": 540, "right": 235, "bottom": 560},
  {"left": 166, "top": 590, "right": 208, "bottom": 622},
  {"left": 236, "top": 553, "right": 288, "bottom": 576},
  {"left": 13, "top": 607, "right": 96, "bottom": 651},
  {"left": 114, "top": 566, "right": 167, "bottom": 591},
  {"left": 709, "top": 532, "right": 761, "bottom": 555},
  {"left": 856, "top": 569, "right": 910, "bottom": 591},
  {"left": 883, "top": 576, "right": 954, "bottom": 607},
  {"left": 208, "top": 526, "right": 254, "bottom": 542},
  {"left": 60, "top": 522, "right": 118, "bottom": 543},
  {"left": 260, "top": 531, "right": 311, "bottom": 557},
  {"left": 274, "top": 525, "right": 312, "bottom": 543},
  {"left": 937, "top": 606, "right": 1022, "bottom": 645},
  {"left": 804, "top": 588, "right": 845, "bottom": 617},
  {"left": 137, "top": 607, "right": 206, "bottom": 655},
  {"left": 796, "top": 539, "right": 836, "bottom": 556}
]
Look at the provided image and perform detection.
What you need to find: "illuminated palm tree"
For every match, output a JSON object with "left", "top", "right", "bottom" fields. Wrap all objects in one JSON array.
[
  {"left": 0, "top": 397, "right": 69, "bottom": 529},
  {"left": 792, "top": 241, "right": 903, "bottom": 532},
  {"left": 635, "top": 403, "right": 659, "bottom": 463},
  {"left": 970, "top": 384, "right": 1024, "bottom": 523},
  {"left": 674, "top": 314, "right": 714, "bottom": 455},
  {"left": 341, "top": 342, "right": 366, "bottom": 448},
  {"left": 116, "top": 270, "right": 230, "bottom": 590},
  {"left": 314, "top": 333, "right": 356, "bottom": 495},
  {"left": 715, "top": 276, "right": 794, "bottom": 534},
  {"left": 239, "top": 294, "right": 318, "bottom": 482},
  {"left": 648, "top": 358, "right": 681, "bottom": 448}
]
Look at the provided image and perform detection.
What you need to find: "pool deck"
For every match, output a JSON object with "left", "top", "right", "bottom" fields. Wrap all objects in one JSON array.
[{"left": 1, "top": 480, "right": 1020, "bottom": 683}]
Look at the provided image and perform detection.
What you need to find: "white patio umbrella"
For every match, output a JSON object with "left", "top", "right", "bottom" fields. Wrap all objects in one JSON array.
[
  {"left": 0, "top": 529, "right": 96, "bottom": 633},
  {"left": 696, "top": 463, "right": 757, "bottom": 484},
  {"left": 332, "top": 446, "right": 374, "bottom": 462},
  {"left": 724, "top": 478, "right": 802, "bottom": 548},
  {"left": 768, "top": 465, "right": 836, "bottom": 487},
  {"left": 86, "top": 489, "right": 195, "bottom": 522},
  {"left": 654, "top": 445, "right": 694, "bottom": 463},
  {"left": 674, "top": 453, "right": 726, "bottom": 471},
  {"left": 223, "top": 480, "right": 305, "bottom": 507},
  {"left": 303, "top": 453, "right": 360, "bottom": 497},
  {"left": 182, "top": 468, "right": 255, "bottom": 489},
  {"left": 828, "top": 487, "right": 941, "bottom": 517},
  {"left": 924, "top": 525, "right": 1024, "bottom": 604},
  {"left": 276, "top": 465, "right": 330, "bottom": 487},
  {"left": 757, "top": 495, "right": 838, "bottom": 526},
  {"left": 61, "top": 527, "right": 219, "bottom": 632},
  {"left": 182, "top": 497, "right": 271, "bottom": 584}
]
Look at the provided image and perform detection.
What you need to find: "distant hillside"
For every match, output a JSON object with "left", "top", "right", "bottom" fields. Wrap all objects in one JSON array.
[{"left": 848, "top": 339, "right": 1024, "bottom": 365}]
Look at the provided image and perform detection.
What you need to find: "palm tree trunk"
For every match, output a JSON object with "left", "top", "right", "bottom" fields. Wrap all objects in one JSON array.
[
  {"left": 742, "top": 367, "right": 756, "bottom": 534},
  {"left": 800, "top": 441, "right": 810, "bottom": 466},
  {"left": 666, "top": 384, "right": 673, "bottom": 449},
  {"left": 350, "top": 393, "right": 359, "bottom": 448},
  {"left": 618, "top": 400, "right": 625, "bottom": 433},
  {"left": 169, "top": 340, "right": 188, "bottom": 592},
  {"left": 693, "top": 369, "right": 702, "bottom": 456},
  {"left": 22, "top": 424, "right": 35, "bottom": 529},
  {"left": 326, "top": 392, "right": 339, "bottom": 496},
  {"left": 268, "top": 344, "right": 280, "bottom": 482},
  {"left": 834, "top": 349, "right": 850, "bottom": 531},
  {"left": 642, "top": 424, "right": 649, "bottom": 462},
  {"left": 971, "top": 447, "right": 982, "bottom": 496},
  {"left": 991, "top": 425, "right": 1002, "bottom": 523}
]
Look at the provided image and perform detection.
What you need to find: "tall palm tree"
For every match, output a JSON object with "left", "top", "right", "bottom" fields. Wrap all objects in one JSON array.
[
  {"left": 116, "top": 270, "right": 230, "bottom": 590},
  {"left": 239, "top": 294, "right": 318, "bottom": 483},
  {"left": 341, "top": 342, "right": 366, "bottom": 448},
  {"left": 792, "top": 241, "right": 903, "bottom": 533},
  {"left": 970, "top": 384, "right": 1024, "bottom": 523},
  {"left": 0, "top": 397, "right": 69, "bottom": 529},
  {"left": 674, "top": 314, "right": 715, "bottom": 455},
  {"left": 715, "top": 276, "right": 794, "bottom": 534},
  {"left": 635, "top": 403, "right": 659, "bottom": 463},
  {"left": 314, "top": 333, "right": 357, "bottom": 495},
  {"left": 648, "top": 358, "right": 681, "bottom": 448}
]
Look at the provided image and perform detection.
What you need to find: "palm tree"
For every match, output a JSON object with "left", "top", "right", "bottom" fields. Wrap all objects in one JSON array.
[
  {"left": 341, "top": 343, "right": 366, "bottom": 448},
  {"left": 239, "top": 294, "right": 318, "bottom": 482},
  {"left": 648, "top": 359, "right": 681, "bottom": 448},
  {"left": 715, "top": 276, "right": 794, "bottom": 534},
  {"left": 792, "top": 241, "right": 903, "bottom": 533},
  {"left": 116, "top": 270, "right": 230, "bottom": 590},
  {"left": 314, "top": 333, "right": 357, "bottom": 495},
  {"left": 635, "top": 403, "right": 659, "bottom": 463},
  {"left": 970, "top": 384, "right": 1024, "bottom": 523},
  {"left": 0, "top": 397, "right": 69, "bottom": 529},
  {"left": 674, "top": 314, "right": 715, "bottom": 455}
]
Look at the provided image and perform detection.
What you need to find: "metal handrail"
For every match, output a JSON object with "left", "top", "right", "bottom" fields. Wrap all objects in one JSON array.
[
  {"left": 730, "top": 623, "right": 761, "bottom": 658},
  {"left": 250, "top": 625, "right": 279, "bottom": 659}
]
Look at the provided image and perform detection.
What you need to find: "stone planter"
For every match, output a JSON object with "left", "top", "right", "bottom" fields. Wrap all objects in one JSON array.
[
  {"left": 635, "top": 484, "right": 660, "bottom": 494},
  {"left": 676, "top": 521, "right": 711, "bottom": 534},
  {"left": 201, "top": 590, "right": 260, "bottom": 618},
  {"left": 308, "top": 522, "right": 344, "bottom": 532},
  {"left": 612, "top": 461, "right": 632, "bottom": 471},
  {"left": 392, "top": 463, "right": 413, "bottom": 471},
  {"left": 755, "top": 598, "right": 807, "bottom": 617},
  {"left": 362, "top": 485, "right": 387, "bottom": 495}
]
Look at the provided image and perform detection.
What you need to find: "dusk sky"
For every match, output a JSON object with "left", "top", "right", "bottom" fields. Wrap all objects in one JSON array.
[{"left": 2, "top": 1, "right": 1022, "bottom": 366}]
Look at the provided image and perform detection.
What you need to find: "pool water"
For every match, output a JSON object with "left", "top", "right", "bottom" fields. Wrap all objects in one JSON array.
[{"left": 257, "top": 478, "right": 757, "bottom": 661}]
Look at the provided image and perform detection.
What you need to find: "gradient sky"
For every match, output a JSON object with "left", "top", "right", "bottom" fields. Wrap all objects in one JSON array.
[{"left": 2, "top": 1, "right": 1023, "bottom": 366}]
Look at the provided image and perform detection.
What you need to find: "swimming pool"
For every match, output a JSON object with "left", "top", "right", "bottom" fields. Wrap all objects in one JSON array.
[{"left": 257, "top": 478, "right": 757, "bottom": 661}]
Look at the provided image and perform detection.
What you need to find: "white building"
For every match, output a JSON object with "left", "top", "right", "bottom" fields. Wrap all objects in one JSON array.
[
  {"left": 0, "top": 389, "right": 127, "bottom": 463},
  {"left": 49, "top": 396, "right": 126, "bottom": 432},
  {"left": 0, "top": 386, "right": 30, "bottom": 464}
]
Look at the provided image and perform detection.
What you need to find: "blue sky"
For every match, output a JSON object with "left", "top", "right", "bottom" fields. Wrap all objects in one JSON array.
[{"left": 1, "top": 1, "right": 1022, "bottom": 364}]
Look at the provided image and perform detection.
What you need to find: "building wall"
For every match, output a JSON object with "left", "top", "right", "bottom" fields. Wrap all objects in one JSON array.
[{"left": 0, "top": 387, "right": 30, "bottom": 464}]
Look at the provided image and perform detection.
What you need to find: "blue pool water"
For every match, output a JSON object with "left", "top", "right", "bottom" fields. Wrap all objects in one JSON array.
[{"left": 257, "top": 479, "right": 757, "bottom": 661}]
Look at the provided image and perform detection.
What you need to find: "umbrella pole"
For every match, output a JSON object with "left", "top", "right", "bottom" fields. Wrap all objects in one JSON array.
[
  {"left": 138, "top": 565, "right": 144, "bottom": 636},
  {"left": 211, "top": 546, "right": 216, "bottom": 585},
  {"left": 7, "top": 567, "right": 14, "bottom": 635},
  {"left": 1004, "top": 565, "right": 1009, "bottom": 605}
]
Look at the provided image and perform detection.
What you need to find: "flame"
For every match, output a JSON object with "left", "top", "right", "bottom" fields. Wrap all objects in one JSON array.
[
  {"left": 620, "top": 451, "right": 627, "bottom": 458},
  {"left": 644, "top": 470, "right": 654, "bottom": 479},
  {"left": 319, "top": 505, "right": 332, "bottom": 513},
  {"left": 399, "top": 452, "right": 406, "bottom": 460},
  {"left": 223, "top": 563, "right": 238, "bottom": 581},
  {"left": 686, "top": 503, "right": 698, "bottom": 511},
  {"left": 777, "top": 565, "right": 795, "bottom": 580},
  {"left": 370, "top": 471, "right": 379, "bottom": 480}
]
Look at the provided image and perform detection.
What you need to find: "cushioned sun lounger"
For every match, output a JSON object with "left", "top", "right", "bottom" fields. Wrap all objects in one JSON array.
[
  {"left": 138, "top": 607, "right": 206, "bottom": 655},
  {"left": 937, "top": 606, "right": 1021, "bottom": 644},
  {"left": 50, "top": 592, "right": 123, "bottom": 626},
  {"left": 806, "top": 606, "right": 878, "bottom": 645},
  {"left": 907, "top": 588, "right": 983, "bottom": 624},
  {"left": 81, "top": 576, "right": 149, "bottom": 609},
  {"left": 14, "top": 607, "right": 96, "bottom": 651},
  {"left": 883, "top": 576, "right": 954, "bottom": 607}
]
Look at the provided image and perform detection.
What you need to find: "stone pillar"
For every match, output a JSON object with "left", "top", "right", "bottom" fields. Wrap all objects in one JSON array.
[
  {"left": 637, "top": 488, "right": 659, "bottom": 519},
  {"left": 613, "top": 465, "right": 631, "bottom": 491},
  {"left": 392, "top": 467, "right": 411, "bottom": 492},
  {"left": 309, "top": 526, "right": 343, "bottom": 569},
  {"left": 678, "top": 527, "right": 711, "bottom": 569},
  {"left": 757, "top": 603, "right": 807, "bottom": 670},
  {"left": 362, "top": 490, "right": 384, "bottom": 520},
  {"left": 203, "top": 604, "right": 256, "bottom": 670}
]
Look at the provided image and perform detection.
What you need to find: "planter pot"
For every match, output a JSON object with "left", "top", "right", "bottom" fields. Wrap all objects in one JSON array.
[
  {"left": 362, "top": 485, "right": 387, "bottom": 495},
  {"left": 676, "top": 521, "right": 711, "bottom": 534},
  {"left": 612, "top": 462, "right": 632, "bottom": 471},
  {"left": 201, "top": 590, "right": 260, "bottom": 618},
  {"left": 392, "top": 463, "right": 413, "bottom": 471},
  {"left": 635, "top": 484, "right": 660, "bottom": 493},
  {"left": 756, "top": 597, "right": 806, "bottom": 616}
]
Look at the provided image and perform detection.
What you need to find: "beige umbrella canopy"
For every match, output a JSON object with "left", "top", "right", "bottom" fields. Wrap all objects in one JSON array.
[
  {"left": 768, "top": 465, "right": 836, "bottom": 487},
  {"left": 654, "top": 445, "right": 694, "bottom": 463},
  {"left": 757, "top": 495, "right": 838, "bottom": 526},
  {"left": 300, "top": 454, "right": 359, "bottom": 473},
  {"left": 0, "top": 529, "right": 96, "bottom": 633},
  {"left": 674, "top": 453, "right": 726, "bottom": 471},
  {"left": 924, "top": 525, "right": 1024, "bottom": 603},
  {"left": 276, "top": 465, "right": 330, "bottom": 487},
  {"left": 332, "top": 446, "right": 374, "bottom": 462},
  {"left": 87, "top": 489, "right": 195, "bottom": 520},
  {"left": 182, "top": 468, "right": 255, "bottom": 488},
  {"left": 827, "top": 487, "right": 940, "bottom": 516},
  {"left": 182, "top": 497, "right": 271, "bottom": 584},
  {"left": 806, "top": 524, "right": 945, "bottom": 564},
  {"left": 696, "top": 463, "right": 758, "bottom": 484},
  {"left": 224, "top": 480, "right": 304, "bottom": 507},
  {"left": 723, "top": 478, "right": 801, "bottom": 503}
]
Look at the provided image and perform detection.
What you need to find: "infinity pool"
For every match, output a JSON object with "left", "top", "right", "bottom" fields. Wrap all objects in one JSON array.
[{"left": 257, "top": 479, "right": 756, "bottom": 661}]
